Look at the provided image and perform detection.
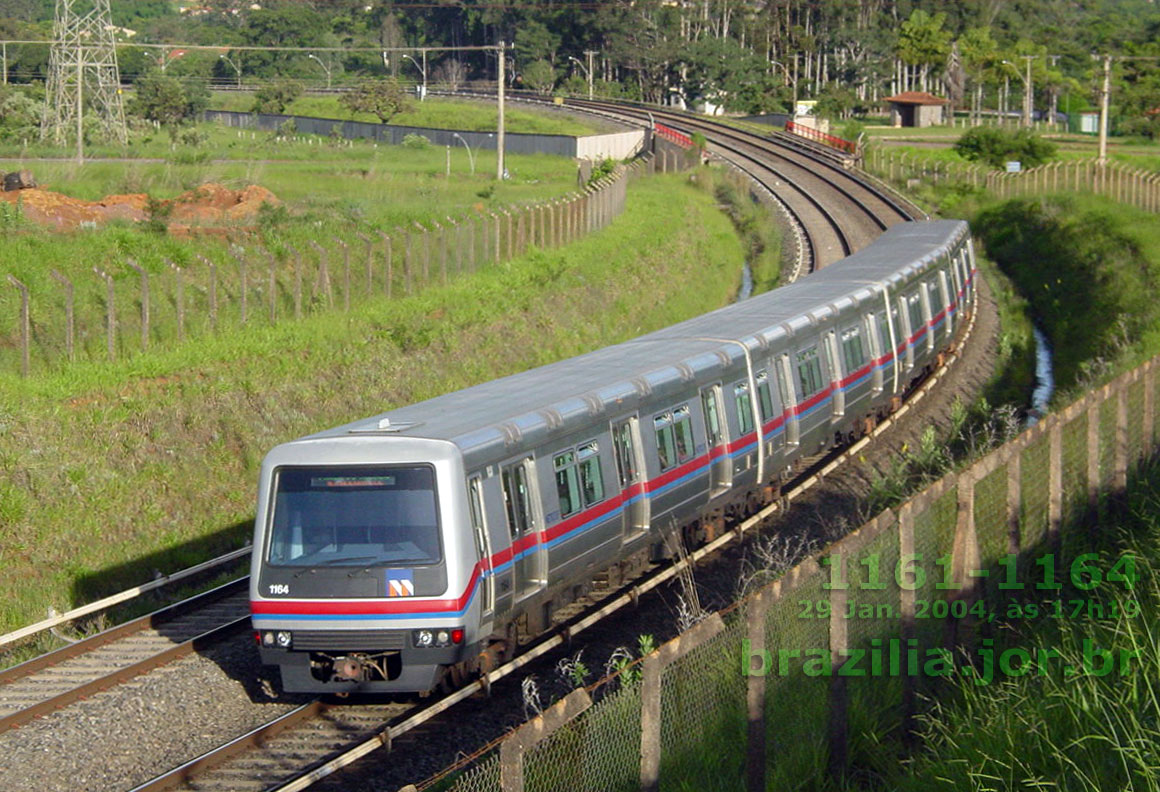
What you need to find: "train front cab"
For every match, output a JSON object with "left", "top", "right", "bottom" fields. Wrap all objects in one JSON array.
[{"left": 250, "top": 436, "right": 486, "bottom": 695}]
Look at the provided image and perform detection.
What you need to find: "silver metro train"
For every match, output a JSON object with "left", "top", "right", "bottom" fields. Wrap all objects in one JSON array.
[{"left": 250, "top": 219, "right": 976, "bottom": 694}]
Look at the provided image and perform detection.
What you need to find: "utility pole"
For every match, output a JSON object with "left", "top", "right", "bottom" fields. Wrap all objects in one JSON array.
[
  {"left": 41, "top": 0, "right": 127, "bottom": 156},
  {"left": 497, "top": 41, "right": 506, "bottom": 181},
  {"left": 1098, "top": 54, "right": 1111, "bottom": 165},
  {"left": 585, "top": 49, "right": 596, "bottom": 100},
  {"left": 1023, "top": 55, "right": 1034, "bottom": 128}
]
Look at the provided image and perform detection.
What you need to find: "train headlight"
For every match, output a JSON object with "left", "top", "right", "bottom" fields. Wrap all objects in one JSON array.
[
  {"left": 413, "top": 627, "right": 464, "bottom": 648},
  {"left": 275, "top": 630, "right": 292, "bottom": 648},
  {"left": 262, "top": 631, "right": 274, "bottom": 646}
]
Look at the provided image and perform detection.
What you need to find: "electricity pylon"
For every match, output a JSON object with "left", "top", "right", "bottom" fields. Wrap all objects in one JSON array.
[{"left": 41, "top": 0, "right": 128, "bottom": 159}]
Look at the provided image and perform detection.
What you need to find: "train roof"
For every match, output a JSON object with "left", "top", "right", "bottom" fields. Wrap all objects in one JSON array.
[{"left": 298, "top": 219, "right": 969, "bottom": 458}]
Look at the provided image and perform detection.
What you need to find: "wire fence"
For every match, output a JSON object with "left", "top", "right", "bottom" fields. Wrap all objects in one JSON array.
[
  {"left": 411, "top": 354, "right": 1159, "bottom": 792},
  {"left": 0, "top": 154, "right": 703, "bottom": 378},
  {"left": 863, "top": 146, "right": 1160, "bottom": 213}
]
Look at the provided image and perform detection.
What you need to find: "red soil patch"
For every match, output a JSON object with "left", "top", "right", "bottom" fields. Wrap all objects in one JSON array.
[{"left": 0, "top": 182, "right": 280, "bottom": 234}]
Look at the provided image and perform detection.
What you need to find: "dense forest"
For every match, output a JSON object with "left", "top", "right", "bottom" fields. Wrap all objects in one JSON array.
[{"left": 1, "top": 1, "right": 1159, "bottom": 133}]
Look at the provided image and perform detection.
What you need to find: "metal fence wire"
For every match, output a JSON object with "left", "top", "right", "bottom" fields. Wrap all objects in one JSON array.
[{"left": 430, "top": 357, "right": 1158, "bottom": 792}]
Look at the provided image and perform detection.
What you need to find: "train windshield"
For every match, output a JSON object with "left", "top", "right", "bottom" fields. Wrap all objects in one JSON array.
[{"left": 266, "top": 465, "right": 442, "bottom": 567}]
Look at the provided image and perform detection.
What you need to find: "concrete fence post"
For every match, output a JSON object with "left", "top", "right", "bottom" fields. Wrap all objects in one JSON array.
[
  {"left": 126, "top": 258, "right": 150, "bottom": 350},
  {"left": 286, "top": 245, "right": 303, "bottom": 319},
  {"left": 947, "top": 470, "right": 980, "bottom": 652},
  {"left": 505, "top": 211, "right": 514, "bottom": 261},
  {"left": 263, "top": 251, "right": 276, "bottom": 324},
  {"left": 1007, "top": 444, "right": 1022, "bottom": 555},
  {"left": 499, "top": 688, "right": 593, "bottom": 792},
  {"left": 1115, "top": 379, "right": 1129, "bottom": 492},
  {"left": 308, "top": 241, "right": 333, "bottom": 308},
  {"left": 1145, "top": 360, "right": 1156, "bottom": 451},
  {"left": 356, "top": 232, "right": 373, "bottom": 294},
  {"left": 468, "top": 217, "right": 477, "bottom": 272},
  {"left": 6, "top": 275, "right": 29, "bottom": 376},
  {"left": 377, "top": 231, "right": 392, "bottom": 298},
  {"left": 231, "top": 248, "right": 248, "bottom": 325},
  {"left": 1049, "top": 418, "right": 1063, "bottom": 547},
  {"left": 197, "top": 255, "right": 218, "bottom": 330},
  {"left": 332, "top": 237, "right": 350, "bottom": 311},
  {"left": 93, "top": 267, "right": 116, "bottom": 361},
  {"left": 745, "top": 588, "right": 770, "bottom": 792},
  {"left": 1087, "top": 396, "right": 1101, "bottom": 512},
  {"left": 403, "top": 230, "right": 414, "bottom": 294},
  {"left": 50, "top": 269, "right": 75, "bottom": 362},
  {"left": 450, "top": 216, "right": 462, "bottom": 276},
  {"left": 828, "top": 543, "right": 850, "bottom": 777}
]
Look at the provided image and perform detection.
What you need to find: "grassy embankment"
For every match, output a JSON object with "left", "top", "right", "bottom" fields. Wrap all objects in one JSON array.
[
  {"left": 0, "top": 132, "right": 582, "bottom": 372},
  {"left": 0, "top": 170, "right": 748, "bottom": 647},
  {"left": 205, "top": 93, "right": 605, "bottom": 136},
  {"left": 807, "top": 193, "right": 1160, "bottom": 788}
]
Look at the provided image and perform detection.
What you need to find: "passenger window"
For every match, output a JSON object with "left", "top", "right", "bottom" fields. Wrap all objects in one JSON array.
[
  {"left": 841, "top": 327, "right": 865, "bottom": 371},
  {"left": 553, "top": 451, "right": 582, "bottom": 517},
  {"left": 755, "top": 370, "right": 774, "bottom": 422},
  {"left": 654, "top": 413, "right": 676, "bottom": 472},
  {"left": 654, "top": 405, "right": 693, "bottom": 472},
  {"left": 795, "top": 346, "right": 824, "bottom": 398},
  {"left": 734, "top": 381, "right": 755, "bottom": 435},
  {"left": 577, "top": 442, "right": 604, "bottom": 506},
  {"left": 673, "top": 405, "right": 694, "bottom": 462},
  {"left": 907, "top": 293, "right": 924, "bottom": 336},
  {"left": 877, "top": 311, "right": 892, "bottom": 358}
]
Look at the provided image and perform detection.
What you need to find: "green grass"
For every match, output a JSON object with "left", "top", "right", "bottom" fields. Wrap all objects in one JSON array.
[
  {"left": 0, "top": 171, "right": 746, "bottom": 634},
  {"left": 972, "top": 194, "right": 1160, "bottom": 397},
  {"left": 206, "top": 92, "right": 605, "bottom": 136}
]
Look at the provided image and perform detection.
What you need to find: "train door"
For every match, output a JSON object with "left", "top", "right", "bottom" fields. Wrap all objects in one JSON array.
[
  {"left": 938, "top": 271, "right": 953, "bottom": 335},
  {"left": 467, "top": 476, "right": 494, "bottom": 620},
  {"left": 612, "top": 417, "right": 650, "bottom": 541},
  {"left": 825, "top": 331, "right": 844, "bottom": 418},
  {"left": 866, "top": 314, "right": 884, "bottom": 395},
  {"left": 500, "top": 458, "right": 544, "bottom": 601},
  {"left": 700, "top": 385, "right": 732, "bottom": 496},
  {"left": 777, "top": 354, "right": 800, "bottom": 447}
]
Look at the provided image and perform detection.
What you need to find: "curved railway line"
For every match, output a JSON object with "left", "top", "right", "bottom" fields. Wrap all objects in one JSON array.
[{"left": 0, "top": 100, "right": 986, "bottom": 792}]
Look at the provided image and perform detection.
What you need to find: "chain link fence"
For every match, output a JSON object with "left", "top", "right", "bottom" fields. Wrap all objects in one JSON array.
[{"left": 415, "top": 354, "right": 1159, "bottom": 792}]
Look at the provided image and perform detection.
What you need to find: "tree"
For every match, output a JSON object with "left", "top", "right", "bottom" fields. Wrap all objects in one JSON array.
[
  {"left": 339, "top": 79, "right": 411, "bottom": 123},
  {"left": 128, "top": 73, "right": 209, "bottom": 135},
  {"left": 251, "top": 79, "right": 302, "bottom": 115},
  {"left": 432, "top": 58, "right": 468, "bottom": 91},
  {"left": 521, "top": 60, "right": 557, "bottom": 95},
  {"left": 896, "top": 10, "right": 952, "bottom": 93}
]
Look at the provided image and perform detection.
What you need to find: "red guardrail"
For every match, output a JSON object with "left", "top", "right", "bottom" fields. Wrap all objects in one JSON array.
[
  {"left": 785, "top": 120, "right": 856, "bottom": 154},
  {"left": 655, "top": 122, "right": 693, "bottom": 149}
]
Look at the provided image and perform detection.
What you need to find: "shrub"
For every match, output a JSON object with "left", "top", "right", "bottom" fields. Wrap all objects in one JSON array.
[
  {"left": 338, "top": 78, "right": 411, "bottom": 123},
  {"left": 953, "top": 126, "right": 1056, "bottom": 169},
  {"left": 402, "top": 133, "right": 430, "bottom": 149},
  {"left": 252, "top": 79, "right": 302, "bottom": 115}
]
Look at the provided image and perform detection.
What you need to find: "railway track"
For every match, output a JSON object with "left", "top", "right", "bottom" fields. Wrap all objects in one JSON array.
[
  {"left": 1, "top": 99, "right": 973, "bottom": 792},
  {"left": 0, "top": 579, "right": 250, "bottom": 732},
  {"left": 448, "top": 89, "right": 912, "bottom": 271}
]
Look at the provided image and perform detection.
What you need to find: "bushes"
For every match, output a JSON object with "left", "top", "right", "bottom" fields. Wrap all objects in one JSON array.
[
  {"left": 973, "top": 196, "right": 1159, "bottom": 390},
  {"left": 953, "top": 126, "right": 1056, "bottom": 169}
]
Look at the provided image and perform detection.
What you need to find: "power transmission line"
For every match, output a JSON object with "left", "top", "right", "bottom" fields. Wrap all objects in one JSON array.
[{"left": 40, "top": 0, "right": 128, "bottom": 162}]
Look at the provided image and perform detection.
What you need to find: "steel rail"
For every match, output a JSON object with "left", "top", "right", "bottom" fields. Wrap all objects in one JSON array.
[
  {"left": 129, "top": 294, "right": 982, "bottom": 792},
  {"left": 0, "top": 579, "right": 250, "bottom": 731},
  {"left": 0, "top": 544, "right": 251, "bottom": 650},
  {"left": 565, "top": 97, "right": 898, "bottom": 249},
  {"left": 544, "top": 96, "right": 852, "bottom": 266}
]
